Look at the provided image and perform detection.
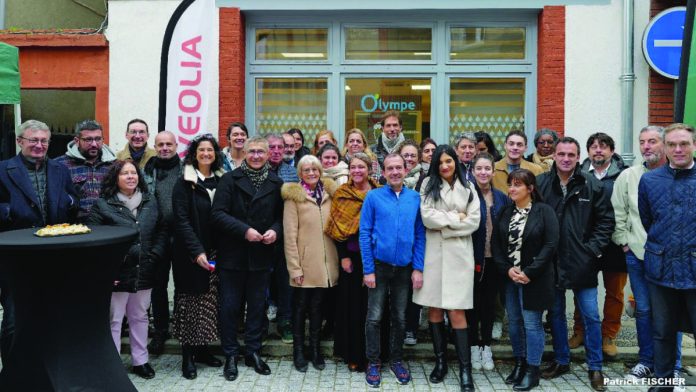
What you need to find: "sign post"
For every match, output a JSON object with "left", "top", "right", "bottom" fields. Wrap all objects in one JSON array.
[{"left": 642, "top": 7, "right": 687, "bottom": 80}]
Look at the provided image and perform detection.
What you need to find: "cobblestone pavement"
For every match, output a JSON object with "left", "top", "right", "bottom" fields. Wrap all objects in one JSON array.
[{"left": 125, "top": 354, "right": 696, "bottom": 392}]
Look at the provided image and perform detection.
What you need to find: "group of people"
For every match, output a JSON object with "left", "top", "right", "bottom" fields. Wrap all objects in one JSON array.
[{"left": 0, "top": 111, "right": 694, "bottom": 392}]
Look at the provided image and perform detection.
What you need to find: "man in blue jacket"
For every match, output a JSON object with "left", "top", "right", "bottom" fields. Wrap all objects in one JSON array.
[
  {"left": 0, "top": 119, "right": 78, "bottom": 362},
  {"left": 639, "top": 123, "right": 696, "bottom": 392},
  {"left": 360, "top": 153, "right": 425, "bottom": 388}
]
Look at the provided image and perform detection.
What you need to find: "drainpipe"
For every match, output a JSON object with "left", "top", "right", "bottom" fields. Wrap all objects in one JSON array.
[
  {"left": 620, "top": 0, "right": 636, "bottom": 166},
  {"left": 0, "top": 0, "right": 5, "bottom": 30}
]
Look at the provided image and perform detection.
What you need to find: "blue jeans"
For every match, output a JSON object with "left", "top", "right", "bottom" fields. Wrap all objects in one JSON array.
[
  {"left": 218, "top": 269, "right": 270, "bottom": 357},
  {"left": 647, "top": 282, "right": 696, "bottom": 378},
  {"left": 506, "top": 282, "right": 545, "bottom": 366},
  {"left": 626, "top": 251, "right": 682, "bottom": 370},
  {"left": 365, "top": 262, "right": 411, "bottom": 363},
  {"left": 550, "top": 287, "right": 602, "bottom": 370}
]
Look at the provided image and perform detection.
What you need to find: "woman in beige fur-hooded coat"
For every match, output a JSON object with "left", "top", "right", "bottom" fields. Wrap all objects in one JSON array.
[
  {"left": 282, "top": 178, "right": 339, "bottom": 288},
  {"left": 281, "top": 155, "right": 339, "bottom": 372}
]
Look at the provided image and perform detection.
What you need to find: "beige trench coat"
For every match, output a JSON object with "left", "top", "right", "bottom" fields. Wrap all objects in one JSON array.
[
  {"left": 413, "top": 177, "right": 481, "bottom": 310},
  {"left": 282, "top": 179, "right": 339, "bottom": 288}
]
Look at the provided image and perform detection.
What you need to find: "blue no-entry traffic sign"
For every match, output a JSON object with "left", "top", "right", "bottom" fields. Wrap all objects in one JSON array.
[{"left": 643, "top": 7, "right": 687, "bottom": 79}]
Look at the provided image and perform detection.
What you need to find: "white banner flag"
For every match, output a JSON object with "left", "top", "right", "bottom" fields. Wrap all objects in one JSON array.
[{"left": 159, "top": 0, "right": 215, "bottom": 156}]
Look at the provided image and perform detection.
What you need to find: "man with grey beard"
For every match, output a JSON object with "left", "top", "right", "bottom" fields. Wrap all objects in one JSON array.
[
  {"left": 612, "top": 126, "right": 684, "bottom": 388},
  {"left": 282, "top": 133, "right": 297, "bottom": 167}
]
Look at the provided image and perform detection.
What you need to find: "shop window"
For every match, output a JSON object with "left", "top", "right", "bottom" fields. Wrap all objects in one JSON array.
[
  {"left": 450, "top": 27, "right": 526, "bottom": 60},
  {"left": 345, "top": 27, "right": 432, "bottom": 61},
  {"left": 255, "top": 28, "right": 328, "bottom": 61},
  {"left": 344, "top": 78, "right": 431, "bottom": 145},
  {"left": 255, "top": 78, "right": 328, "bottom": 141},
  {"left": 449, "top": 78, "right": 525, "bottom": 148}
]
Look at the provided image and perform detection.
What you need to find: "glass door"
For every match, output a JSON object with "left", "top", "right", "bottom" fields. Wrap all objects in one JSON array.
[{"left": 344, "top": 77, "right": 431, "bottom": 145}]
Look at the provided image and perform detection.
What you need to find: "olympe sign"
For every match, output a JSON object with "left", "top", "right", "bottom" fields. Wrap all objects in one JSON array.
[{"left": 360, "top": 93, "right": 417, "bottom": 112}]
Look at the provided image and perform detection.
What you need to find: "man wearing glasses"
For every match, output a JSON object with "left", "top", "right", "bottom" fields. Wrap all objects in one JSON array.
[
  {"left": 0, "top": 119, "right": 78, "bottom": 362},
  {"left": 117, "top": 119, "right": 156, "bottom": 169},
  {"left": 56, "top": 119, "right": 117, "bottom": 222}
]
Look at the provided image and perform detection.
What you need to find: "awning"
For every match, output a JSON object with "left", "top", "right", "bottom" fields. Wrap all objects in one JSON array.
[{"left": 0, "top": 42, "right": 20, "bottom": 105}]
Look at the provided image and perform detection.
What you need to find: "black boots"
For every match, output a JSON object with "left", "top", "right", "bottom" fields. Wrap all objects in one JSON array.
[
  {"left": 181, "top": 344, "right": 197, "bottom": 379},
  {"left": 513, "top": 365, "right": 540, "bottom": 391},
  {"left": 429, "top": 322, "right": 448, "bottom": 383},
  {"left": 223, "top": 356, "right": 238, "bottom": 381},
  {"left": 506, "top": 357, "right": 527, "bottom": 384},
  {"left": 292, "top": 321, "right": 308, "bottom": 372},
  {"left": 292, "top": 290, "right": 309, "bottom": 372},
  {"left": 308, "top": 292, "right": 325, "bottom": 370},
  {"left": 195, "top": 344, "right": 223, "bottom": 367},
  {"left": 453, "top": 328, "right": 474, "bottom": 392}
]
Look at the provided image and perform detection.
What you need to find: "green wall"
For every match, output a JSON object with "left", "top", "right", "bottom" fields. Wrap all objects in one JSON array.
[{"left": 5, "top": 0, "right": 106, "bottom": 30}]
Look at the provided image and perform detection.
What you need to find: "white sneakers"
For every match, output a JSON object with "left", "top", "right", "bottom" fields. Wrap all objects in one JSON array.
[
  {"left": 471, "top": 346, "right": 482, "bottom": 370},
  {"left": 480, "top": 346, "right": 495, "bottom": 371},
  {"left": 471, "top": 346, "right": 495, "bottom": 371}
]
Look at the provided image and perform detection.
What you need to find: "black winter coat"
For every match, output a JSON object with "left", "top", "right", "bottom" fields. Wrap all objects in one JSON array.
[
  {"left": 211, "top": 168, "right": 283, "bottom": 272},
  {"left": 580, "top": 153, "right": 627, "bottom": 272},
  {"left": 536, "top": 164, "right": 615, "bottom": 290},
  {"left": 492, "top": 202, "right": 559, "bottom": 311},
  {"left": 171, "top": 165, "right": 222, "bottom": 295},
  {"left": 86, "top": 192, "right": 166, "bottom": 292}
]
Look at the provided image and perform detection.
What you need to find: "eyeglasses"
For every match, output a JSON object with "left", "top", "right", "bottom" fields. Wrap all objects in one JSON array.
[
  {"left": 79, "top": 137, "right": 103, "bottom": 144},
  {"left": 127, "top": 130, "right": 148, "bottom": 135},
  {"left": 19, "top": 136, "right": 50, "bottom": 146},
  {"left": 302, "top": 167, "right": 320, "bottom": 174},
  {"left": 248, "top": 149, "right": 267, "bottom": 156}
]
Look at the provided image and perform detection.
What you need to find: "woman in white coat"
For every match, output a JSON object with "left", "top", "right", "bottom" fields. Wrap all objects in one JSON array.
[{"left": 414, "top": 145, "right": 481, "bottom": 392}]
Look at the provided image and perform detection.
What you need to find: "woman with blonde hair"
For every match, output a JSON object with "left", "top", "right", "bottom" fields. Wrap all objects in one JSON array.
[
  {"left": 311, "top": 130, "right": 338, "bottom": 155},
  {"left": 342, "top": 128, "right": 381, "bottom": 179}
]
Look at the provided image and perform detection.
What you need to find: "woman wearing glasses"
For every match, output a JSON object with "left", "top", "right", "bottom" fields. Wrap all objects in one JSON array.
[
  {"left": 524, "top": 129, "right": 559, "bottom": 172},
  {"left": 282, "top": 155, "right": 339, "bottom": 372}
]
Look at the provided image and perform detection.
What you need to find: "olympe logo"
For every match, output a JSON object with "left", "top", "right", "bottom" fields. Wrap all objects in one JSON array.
[{"left": 360, "top": 93, "right": 416, "bottom": 112}]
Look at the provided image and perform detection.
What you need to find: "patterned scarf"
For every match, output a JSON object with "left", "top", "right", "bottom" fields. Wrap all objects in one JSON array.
[
  {"left": 403, "top": 164, "right": 422, "bottom": 190},
  {"left": 381, "top": 132, "right": 405, "bottom": 154},
  {"left": 531, "top": 152, "right": 554, "bottom": 172},
  {"left": 324, "top": 178, "right": 380, "bottom": 241},
  {"left": 301, "top": 179, "right": 324, "bottom": 205},
  {"left": 240, "top": 159, "right": 270, "bottom": 190}
]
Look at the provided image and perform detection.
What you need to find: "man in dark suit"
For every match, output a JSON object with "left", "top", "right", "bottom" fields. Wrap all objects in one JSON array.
[{"left": 0, "top": 119, "right": 78, "bottom": 361}]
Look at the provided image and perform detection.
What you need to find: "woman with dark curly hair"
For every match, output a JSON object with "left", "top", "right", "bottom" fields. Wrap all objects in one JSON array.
[
  {"left": 171, "top": 134, "right": 226, "bottom": 379},
  {"left": 86, "top": 159, "right": 167, "bottom": 380},
  {"left": 288, "top": 128, "right": 310, "bottom": 164}
]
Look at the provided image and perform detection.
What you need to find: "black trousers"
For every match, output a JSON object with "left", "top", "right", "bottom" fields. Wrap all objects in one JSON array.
[{"left": 466, "top": 259, "right": 500, "bottom": 347}]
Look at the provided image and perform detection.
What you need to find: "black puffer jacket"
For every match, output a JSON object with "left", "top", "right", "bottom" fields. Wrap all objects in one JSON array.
[
  {"left": 86, "top": 192, "right": 166, "bottom": 292},
  {"left": 211, "top": 168, "right": 284, "bottom": 272},
  {"left": 536, "top": 164, "right": 615, "bottom": 290}
]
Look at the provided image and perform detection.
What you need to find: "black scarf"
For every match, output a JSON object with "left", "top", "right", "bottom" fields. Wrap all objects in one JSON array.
[
  {"left": 129, "top": 145, "right": 145, "bottom": 164},
  {"left": 154, "top": 154, "right": 181, "bottom": 170}
]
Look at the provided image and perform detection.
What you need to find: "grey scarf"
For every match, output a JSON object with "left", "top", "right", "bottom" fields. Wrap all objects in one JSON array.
[
  {"left": 117, "top": 189, "right": 142, "bottom": 217},
  {"left": 381, "top": 132, "right": 405, "bottom": 154}
]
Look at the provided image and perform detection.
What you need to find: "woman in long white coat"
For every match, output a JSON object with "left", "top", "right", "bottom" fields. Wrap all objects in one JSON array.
[{"left": 413, "top": 145, "right": 480, "bottom": 392}]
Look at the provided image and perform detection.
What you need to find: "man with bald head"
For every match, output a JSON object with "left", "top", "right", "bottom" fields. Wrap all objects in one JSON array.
[{"left": 144, "top": 131, "right": 183, "bottom": 354}]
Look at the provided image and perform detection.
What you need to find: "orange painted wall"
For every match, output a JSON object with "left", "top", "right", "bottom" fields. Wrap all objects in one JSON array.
[{"left": 0, "top": 33, "right": 110, "bottom": 140}]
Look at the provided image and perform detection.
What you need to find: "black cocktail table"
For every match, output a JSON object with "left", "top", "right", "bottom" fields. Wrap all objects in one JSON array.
[{"left": 0, "top": 225, "right": 138, "bottom": 391}]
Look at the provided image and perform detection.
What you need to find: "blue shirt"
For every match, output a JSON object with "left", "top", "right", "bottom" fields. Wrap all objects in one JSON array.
[{"left": 359, "top": 185, "right": 426, "bottom": 274}]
